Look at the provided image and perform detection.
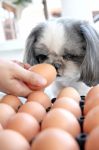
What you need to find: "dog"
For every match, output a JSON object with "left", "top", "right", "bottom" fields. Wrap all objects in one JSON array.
[{"left": 23, "top": 18, "right": 99, "bottom": 98}]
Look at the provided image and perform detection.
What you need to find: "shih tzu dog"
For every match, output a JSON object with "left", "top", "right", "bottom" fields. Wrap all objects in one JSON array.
[{"left": 23, "top": 18, "right": 99, "bottom": 98}]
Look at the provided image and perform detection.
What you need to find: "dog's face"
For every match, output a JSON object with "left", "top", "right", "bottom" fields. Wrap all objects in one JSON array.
[{"left": 24, "top": 18, "right": 99, "bottom": 89}]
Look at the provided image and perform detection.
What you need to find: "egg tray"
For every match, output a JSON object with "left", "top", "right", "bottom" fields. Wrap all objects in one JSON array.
[
  {"left": 0, "top": 94, "right": 88, "bottom": 149},
  {"left": 51, "top": 96, "right": 87, "bottom": 150},
  {"left": 76, "top": 96, "right": 87, "bottom": 150}
]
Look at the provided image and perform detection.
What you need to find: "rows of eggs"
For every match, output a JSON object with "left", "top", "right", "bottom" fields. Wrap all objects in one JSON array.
[{"left": 0, "top": 63, "right": 99, "bottom": 150}]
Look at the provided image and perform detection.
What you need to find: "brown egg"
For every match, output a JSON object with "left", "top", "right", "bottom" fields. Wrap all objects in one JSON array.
[
  {"left": 52, "top": 97, "right": 81, "bottom": 118},
  {"left": 85, "top": 126, "right": 99, "bottom": 150},
  {"left": 85, "top": 85, "right": 99, "bottom": 103},
  {"left": 6, "top": 112, "right": 40, "bottom": 141},
  {"left": 41, "top": 108, "right": 80, "bottom": 137},
  {"left": 27, "top": 91, "right": 51, "bottom": 109},
  {"left": 29, "top": 63, "right": 57, "bottom": 90},
  {"left": 84, "top": 98, "right": 99, "bottom": 115},
  {"left": 31, "top": 128, "right": 80, "bottom": 150},
  {"left": 57, "top": 87, "right": 81, "bottom": 103},
  {"left": 18, "top": 101, "right": 46, "bottom": 122},
  {"left": 83, "top": 106, "right": 99, "bottom": 134},
  {"left": 0, "top": 103, "right": 16, "bottom": 128},
  {"left": 0, "top": 130, "right": 30, "bottom": 150},
  {"left": 0, "top": 94, "right": 22, "bottom": 111},
  {"left": 0, "top": 123, "right": 3, "bottom": 131}
]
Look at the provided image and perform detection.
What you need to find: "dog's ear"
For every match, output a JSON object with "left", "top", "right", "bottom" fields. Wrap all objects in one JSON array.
[
  {"left": 23, "top": 23, "right": 45, "bottom": 65},
  {"left": 78, "top": 22, "right": 99, "bottom": 86}
]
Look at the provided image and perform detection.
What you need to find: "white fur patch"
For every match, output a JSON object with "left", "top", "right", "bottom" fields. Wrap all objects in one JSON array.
[{"left": 40, "top": 22, "right": 65, "bottom": 54}]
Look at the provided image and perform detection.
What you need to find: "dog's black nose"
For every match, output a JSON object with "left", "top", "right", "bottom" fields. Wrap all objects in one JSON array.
[{"left": 53, "top": 63, "right": 62, "bottom": 70}]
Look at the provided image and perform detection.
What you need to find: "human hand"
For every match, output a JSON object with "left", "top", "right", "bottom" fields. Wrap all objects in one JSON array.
[
  {"left": 0, "top": 59, "right": 47, "bottom": 97},
  {"left": 12, "top": 60, "right": 31, "bottom": 70}
]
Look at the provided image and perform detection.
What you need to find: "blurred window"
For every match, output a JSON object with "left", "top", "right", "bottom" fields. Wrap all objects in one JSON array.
[
  {"left": 93, "top": 11, "right": 99, "bottom": 23},
  {"left": 0, "top": 2, "right": 17, "bottom": 40}
]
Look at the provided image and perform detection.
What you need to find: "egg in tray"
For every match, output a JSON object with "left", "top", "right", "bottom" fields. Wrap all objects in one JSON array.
[{"left": 0, "top": 63, "right": 99, "bottom": 150}]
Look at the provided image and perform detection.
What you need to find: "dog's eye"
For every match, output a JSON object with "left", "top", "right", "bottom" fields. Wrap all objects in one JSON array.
[
  {"left": 63, "top": 53, "right": 84, "bottom": 64},
  {"left": 63, "top": 54, "right": 73, "bottom": 60},
  {"left": 36, "top": 54, "right": 48, "bottom": 63}
]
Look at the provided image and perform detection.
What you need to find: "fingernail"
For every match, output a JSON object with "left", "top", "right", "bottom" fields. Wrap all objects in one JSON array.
[
  {"left": 33, "top": 74, "right": 47, "bottom": 85},
  {"left": 31, "top": 72, "right": 47, "bottom": 85},
  {"left": 37, "top": 78, "right": 47, "bottom": 85}
]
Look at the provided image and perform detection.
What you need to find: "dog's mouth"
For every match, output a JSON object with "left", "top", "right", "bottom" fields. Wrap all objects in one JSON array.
[
  {"left": 56, "top": 70, "right": 63, "bottom": 77},
  {"left": 57, "top": 74, "right": 61, "bottom": 77},
  {"left": 56, "top": 71, "right": 62, "bottom": 77}
]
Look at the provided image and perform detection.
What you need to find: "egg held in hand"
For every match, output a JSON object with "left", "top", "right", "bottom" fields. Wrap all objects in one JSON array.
[{"left": 28, "top": 63, "right": 57, "bottom": 90}]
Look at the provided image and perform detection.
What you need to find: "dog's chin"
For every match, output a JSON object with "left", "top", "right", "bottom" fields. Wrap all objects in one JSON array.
[
  {"left": 44, "top": 75, "right": 91, "bottom": 99},
  {"left": 55, "top": 75, "right": 78, "bottom": 87},
  {"left": 44, "top": 76, "right": 72, "bottom": 99}
]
